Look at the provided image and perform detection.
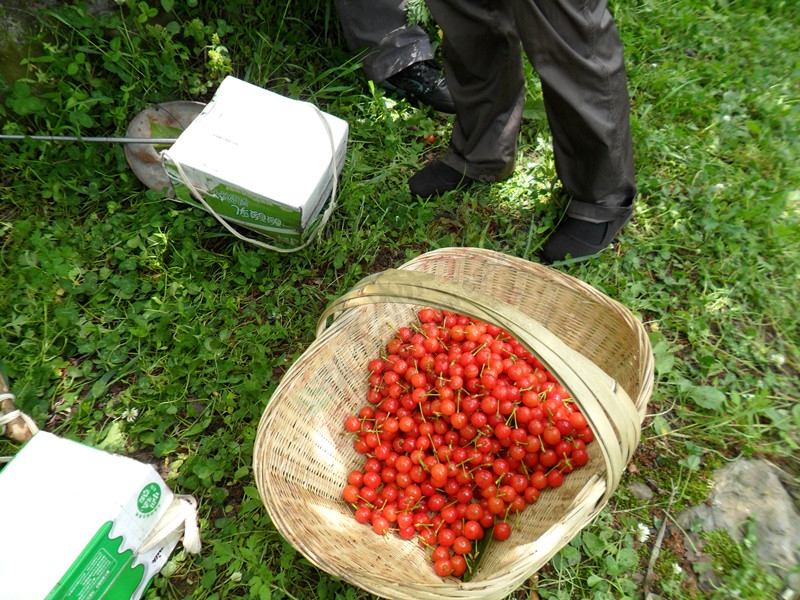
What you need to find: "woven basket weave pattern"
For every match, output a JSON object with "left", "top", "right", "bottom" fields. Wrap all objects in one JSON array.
[{"left": 254, "top": 248, "right": 654, "bottom": 600}]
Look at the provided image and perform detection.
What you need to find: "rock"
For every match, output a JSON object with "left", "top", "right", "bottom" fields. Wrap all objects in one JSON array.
[
  {"left": 676, "top": 458, "right": 800, "bottom": 591},
  {"left": 628, "top": 480, "right": 655, "bottom": 501},
  {"left": 1, "top": 1, "right": 117, "bottom": 83}
]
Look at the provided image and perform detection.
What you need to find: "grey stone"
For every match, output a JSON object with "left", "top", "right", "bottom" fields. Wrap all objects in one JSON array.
[
  {"left": 628, "top": 480, "right": 655, "bottom": 501},
  {"left": 1, "top": 1, "right": 118, "bottom": 90},
  {"left": 676, "top": 458, "right": 800, "bottom": 590}
]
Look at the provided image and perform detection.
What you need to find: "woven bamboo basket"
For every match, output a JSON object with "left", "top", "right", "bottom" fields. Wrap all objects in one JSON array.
[{"left": 253, "top": 247, "right": 654, "bottom": 600}]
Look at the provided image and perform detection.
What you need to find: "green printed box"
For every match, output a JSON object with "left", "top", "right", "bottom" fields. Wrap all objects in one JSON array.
[
  {"left": 162, "top": 76, "right": 349, "bottom": 243},
  {"left": 0, "top": 432, "right": 181, "bottom": 600}
]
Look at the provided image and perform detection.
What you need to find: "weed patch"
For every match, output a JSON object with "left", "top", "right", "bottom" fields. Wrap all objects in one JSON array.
[{"left": 1, "top": 0, "right": 798, "bottom": 598}]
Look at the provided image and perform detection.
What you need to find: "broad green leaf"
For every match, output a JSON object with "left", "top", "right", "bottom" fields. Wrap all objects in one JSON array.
[
  {"left": 654, "top": 351, "right": 675, "bottom": 376},
  {"left": 89, "top": 369, "right": 117, "bottom": 399},
  {"left": 652, "top": 414, "right": 671, "bottom": 436},
  {"left": 244, "top": 486, "right": 261, "bottom": 499},
  {"left": 587, "top": 574, "right": 604, "bottom": 587},
  {"left": 582, "top": 531, "right": 605, "bottom": 557},
  {"left": 616, "top": 547, "right": 639, "bottom": 572},
  {"left": 183, "top": 416, "right": 213, "bottom": 437},
  {"left": 97, "top": 421, "right": 127, "bottom": 452},
  {"left": 153, "top": 437, "right": 179, "bottom": 457},
  {"left": 765, "top": 407, "right": 792, "bottom": 431},
  {"left": 689, "top": 385, "right": 725, "bottom": 411},
  {"left": 679, "top": 454, "right": 702, "bottom": 471},
  {"left": 605, "top": 554, "right": 619, "bottom": 575},
  {"left": 200, "top": 568, "right": 217, "bottom": 589},
  {"left": 10, "top": 81, "right": 45, "bottom": 116},
  {"left": 149, "top": 119, "right": 184, "bottom": 141},
  {"left": 462, "top": 525, "right": 494, "bottom": 581},
  {"left": 745, "top": 120, "right": 761, "bottom": 134},
  {"left": 677, "top": 377, "right": 694, "bottom": 393},
  {"left": 559, "top": 543, "right": 582, "bottom": 566}
]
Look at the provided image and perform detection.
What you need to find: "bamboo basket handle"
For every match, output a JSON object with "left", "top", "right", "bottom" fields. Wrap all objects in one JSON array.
[{"left": 317, "top": 269, "right": 641, "bottom": 505}]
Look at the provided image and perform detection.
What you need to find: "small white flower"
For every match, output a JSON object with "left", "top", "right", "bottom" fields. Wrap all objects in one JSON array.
[
  {"left": 672, "top": 562, "right": 683, "bottom": 575},
  {"left": 770, "top": 353, "right": 786, "bottom": 367},
  {"left": 121, "top": 408, "right": 140, "bottom": 423},
  {"left": 230, "top": 571, "right": 243, "bottom": 582},
  {"left": 637, "top": 522, "right": 651, "bottom": 543}
]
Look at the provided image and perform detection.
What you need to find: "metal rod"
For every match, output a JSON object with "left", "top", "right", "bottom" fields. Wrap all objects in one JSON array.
[{"left": 0, "top": 134, "right": 178, "bottom": 144}]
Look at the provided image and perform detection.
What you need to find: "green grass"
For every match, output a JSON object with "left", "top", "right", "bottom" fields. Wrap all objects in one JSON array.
[{"left": 1, "top": 0, "right": 799, "bottom": 598}]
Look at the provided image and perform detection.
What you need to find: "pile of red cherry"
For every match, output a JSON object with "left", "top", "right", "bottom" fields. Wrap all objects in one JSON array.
[{"left": 342, "top": 308, "right": 594, "bottom": 578}]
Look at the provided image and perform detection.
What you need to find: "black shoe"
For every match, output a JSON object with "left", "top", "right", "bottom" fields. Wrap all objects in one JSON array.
[
  {"left": 409, "top": 161, "right": 474, "bottom": 198},
  {"left": 383, "top": 61, "right": 455, "bottom": 114},
  {"left": 540, "top": 212, "right": 633, "bottom": 264}
]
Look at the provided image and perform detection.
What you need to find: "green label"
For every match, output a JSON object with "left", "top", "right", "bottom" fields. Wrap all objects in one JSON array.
[
  {"left": 45, "top": 522, "right": 146, "bottom": 600},
  {"left": 163, "top": 157, "right": 311, "bottom": 235},
  {"left": 137, "top": 482, "right": 161, "bottom": 515},
  {"left": 215, "top": 183, "right": 301, "bottom": 230}
]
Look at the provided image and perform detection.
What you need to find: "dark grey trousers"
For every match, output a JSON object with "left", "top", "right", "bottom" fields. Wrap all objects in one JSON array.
[
  {"left": 335, "top": 0, "right": 434, "bottom": 82},
  {"left": 424, "top": 0, "right": 636, "bottom": 221}
]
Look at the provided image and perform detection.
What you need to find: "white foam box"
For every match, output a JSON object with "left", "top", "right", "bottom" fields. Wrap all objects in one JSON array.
[
  {"left": 162, "top": 76, "right": 349, "bottom": 243},
  {"left": 0, "top": 432, "right": 180, "bottom": 600}
]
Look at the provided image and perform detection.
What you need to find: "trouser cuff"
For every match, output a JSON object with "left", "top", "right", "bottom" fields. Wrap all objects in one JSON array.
[{"left": 566, "top": 197, "right": 635, "bottom": 223}]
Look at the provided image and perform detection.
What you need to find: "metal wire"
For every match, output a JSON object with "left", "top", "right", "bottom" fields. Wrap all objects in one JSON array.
[{"left": 0, "top": 134, "right": 178, "bottom": 144}]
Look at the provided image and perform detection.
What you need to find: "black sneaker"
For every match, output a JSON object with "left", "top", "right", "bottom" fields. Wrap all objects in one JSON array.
[
  {"left": 408, "top": 161, "right": 474, "bottom": 198},
  {"left": 539, "top": 212, "right": 633, "bottom": 264},
  {"left": 383, "top": 61, "right": 455, "bottom": 114}
]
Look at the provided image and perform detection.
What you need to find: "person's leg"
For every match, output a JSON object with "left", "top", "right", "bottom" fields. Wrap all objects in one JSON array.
[
  {"left": 335, "top": 0, "right": 454, "bottom": 112},
  {"left": 514, "top": 0, "right": 637, "bottom": 261},
  {"left": 335, "top": 0, "right": 433, "bottom": 81},
  {"left": 413, "top": 0, "right": 524, "bottom": 192}
]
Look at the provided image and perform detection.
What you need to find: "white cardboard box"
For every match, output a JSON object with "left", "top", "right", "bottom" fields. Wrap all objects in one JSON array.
[
  {"left": 162, "top": 76, "right": 349, "bottom": 243},
  {"left": 0, "top": 432, "right": 183, "bottom": 600}
]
